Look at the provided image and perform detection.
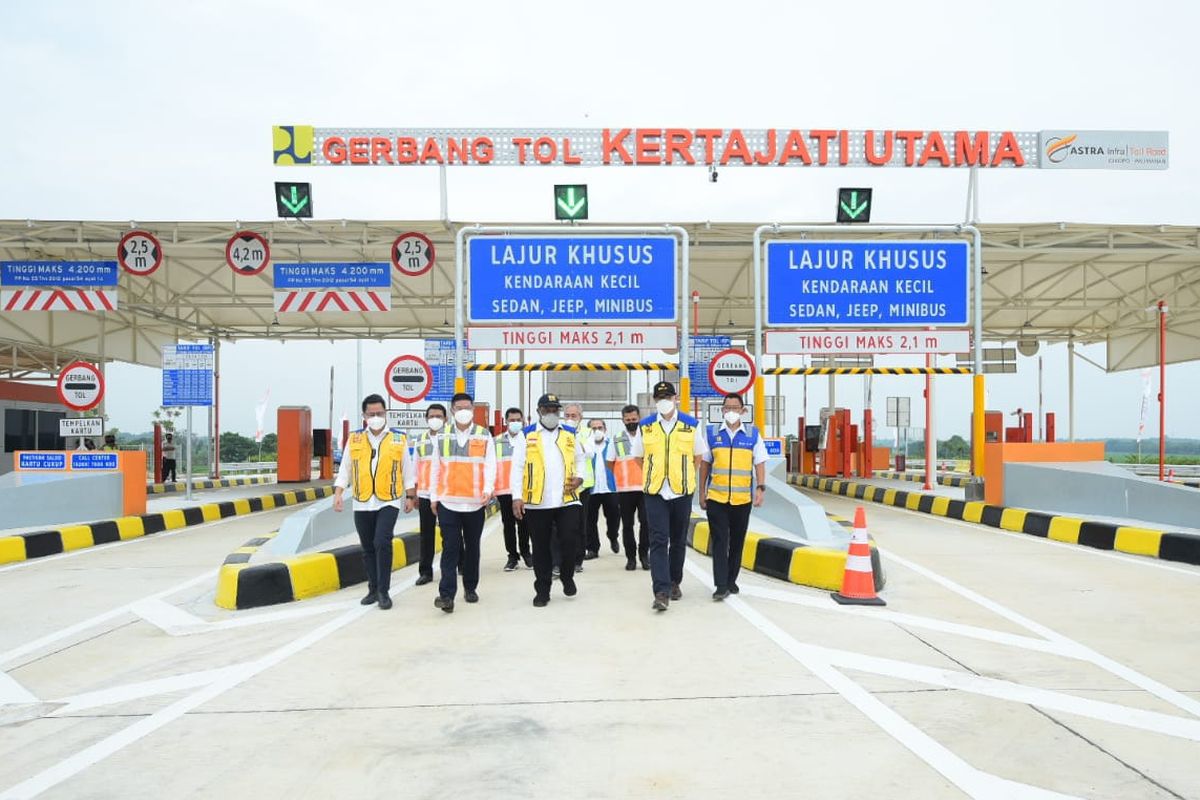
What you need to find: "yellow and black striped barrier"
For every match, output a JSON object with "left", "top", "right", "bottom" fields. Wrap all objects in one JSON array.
[
  {"left": 765, "top": 367, "right": 972, "bottom": 376},
  {"left": 468, "top": 362, "right": 676, "bottom": 372},
  {"left": 147, "top": 475, "right": 274, "bottom": 494},
  {"left": 873, "top": 470, "right": 972, "bottom": 488}
]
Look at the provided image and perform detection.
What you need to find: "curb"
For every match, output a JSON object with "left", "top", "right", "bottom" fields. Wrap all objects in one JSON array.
[
  {"left": 215, "top": 503, "right": 498, "bottom": 610},
  {"left": 148, "top": 475, "right": 274, "bottom": 494},
  {"left": 0, "top": 485, "right": 334, "bottom": 566},
  {"left": 685, "top": 514, "right": 884, "bottom": 593},
  {"left": 873, "top": 470, "right": 970, "bottom": 488},
  {"left": 790, "top": 474, "right": 1200, "bottom": 566}
]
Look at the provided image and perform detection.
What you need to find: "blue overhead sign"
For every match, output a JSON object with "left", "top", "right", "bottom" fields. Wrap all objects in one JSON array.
[
  {"left": 467, "top": 236, "right": 677, "bottom": 322},
  {"left": 765, "top": 240, "right": 969, "bottom": 327},
  {"left": 162, "top": 344, "right": 214, "bottom": 407},
  {"left": 1, "top": 261, "right": 118, "bottom": 287},
  {"left": 273, "top": 262, "right": 390, "bottom": 289}
]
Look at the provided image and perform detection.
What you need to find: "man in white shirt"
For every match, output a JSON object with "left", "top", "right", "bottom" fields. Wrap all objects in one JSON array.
[
  {"left": 413, "top": 404, "right": 447, "bottom": 585},
  {"left": 162, "top": 433, "right": 178, "bottom": 483},
  {"left": 333, "top": 393, "right": 417, "bottom": 610},
  {"left": 511, "top": 394, "right": 587, "bottom": 607},
  {"left": 428, "top": 392, "right": 496, "bottom": 614},
  {"left": 585, "top": 418, "right": 621, "bottom": 558},
  {"left": 606, "top": 404, "right": 649, "bottom": 571}
]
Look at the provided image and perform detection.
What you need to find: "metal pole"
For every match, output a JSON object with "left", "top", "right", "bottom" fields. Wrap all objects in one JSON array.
[
  {"left": 1038, "top": 356, "right": 1044, "bottom": 441},
  {"left": 518, "top": 349, "right": 526, "bottom": 419},
  {"left": 211, "top": 336, "right": 220, "bottom": 479},
  {"left": 774, "top": 355, "right": 781, "bottom": 438},
  {"left": 439, "top": 165, "right": 449, "bottom": 225},
  {"left": 1159, "top": 300, "right": 1167, "bottom": 481},
  {"left": 752, "top": 226, "right": 766, "bottom": 431},
  {"left": 496, "top": 349, "right": 502, "bottom": 419},
  {"left": 924, "top": 350, "right": 933, "bottom": 490},
  {"left": 1068, "top": 338, "right": 1075, "bottom": 442},
  {"left": 356, "top": 339, "right": 363, "bottom": 405},
  {"left": 185, "top": 406, "right": 193, "bottom": 501},
  {"left": 679, "top": 225, "right": 691, "bottom": 413},
  {"left": 454, "top": 226, "right": 468, "bottom": 392}
]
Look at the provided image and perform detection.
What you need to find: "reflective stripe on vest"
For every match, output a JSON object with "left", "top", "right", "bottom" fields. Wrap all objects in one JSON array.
[
  {"left": 522, "top": 429, "right": 579, "bottom": 505},
  {"left": 437, "top": 424, "right": 489, "bottom": 504},
  {"left": 349, "top": 430, "right": 407, "bottom": 503},
  {"left": 705, "top": 424, "right": 757, "bottom": 505},
  {"left": 414, "top": 433, "right": 436, "bottom": 493},
  {"left": 641, "top": 416, "right": 698, "bottom": 496},
  {"left": 495, "top": 434, "right": 514, "bottom": 495},
  {"left": 611, "top": 430, "right": 643, "bottom": 492}
]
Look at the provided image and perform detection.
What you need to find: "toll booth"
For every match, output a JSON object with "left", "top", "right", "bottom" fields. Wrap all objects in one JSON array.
[
  {"left": 313, "top": 428, "right": 332, "bottom": 481},
  {"left": 817, "top": 408, "right": 856, "bottom": 478},
  {"left": 277, "top": 406, "right": 313, "bottom": 483},
  {"left": 0, "top": 381, "right": 69, "bottom": 475}
]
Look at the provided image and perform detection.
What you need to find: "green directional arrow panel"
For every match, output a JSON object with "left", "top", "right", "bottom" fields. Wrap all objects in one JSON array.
[
  {"left": 554, "top": 184, "right": 588, "bottom": 221},
  {"left": 275, "top": 181, "right": 313, "bottom": 218},
  {"left": 836, "top": 187, "right": 872, "bottom": 223}
]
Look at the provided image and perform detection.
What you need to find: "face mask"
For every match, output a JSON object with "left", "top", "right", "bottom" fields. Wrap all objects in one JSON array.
[
  {"left": 428, "top": 417, "right": 444, "bottom": 431},
  {"left": 656, "top": 399, "right": 675, "bottom": 417},
  {"left": 454, "top": 408, "right": 473, "bottom": 426},
  {"left": 592, "top": 429, "right": 605, "bottom": 442},
  {"left": 625, "top": 422, "right": 638, "bottom": 433},
  {"left": 366, "top": 415, "right": 387, "bottom": 432},
  {"left": 724, "top": 410, "right": 742, "bottom": 426},
  {"left": 507, "top": 421, "right": 522, "bottom": 435},
  {"left": 540, "top": 413, "right": 559, "bottom": 429}
]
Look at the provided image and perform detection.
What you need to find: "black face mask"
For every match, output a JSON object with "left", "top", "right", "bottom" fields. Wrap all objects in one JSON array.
[{"left": 624, "top": 422, "right": 638, "bottom": 433}]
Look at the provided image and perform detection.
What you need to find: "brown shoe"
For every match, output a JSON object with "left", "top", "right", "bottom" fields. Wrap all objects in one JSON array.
[
  {"left": 670, "top": 583, "right": 682, "bottom": 601},
  {"left": 652, "top": 593, "right": 669, "bottom": 612}
]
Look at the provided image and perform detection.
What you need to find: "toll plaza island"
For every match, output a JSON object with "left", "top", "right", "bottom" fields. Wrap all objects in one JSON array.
[{"left": 1, "top": 122, "right": 1199, "bottom": 800}]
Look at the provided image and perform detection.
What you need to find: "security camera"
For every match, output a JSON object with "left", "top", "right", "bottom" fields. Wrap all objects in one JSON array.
[{"left": 709, "top": 166, "right": 718, "bottom": 183}]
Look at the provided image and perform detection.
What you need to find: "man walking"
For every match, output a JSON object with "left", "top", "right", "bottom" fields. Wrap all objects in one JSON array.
[
  {"left": 698, "top": 393, "right": 768, "bottom": 600},
  {"left": 607, "top": 404, "right": 649, "bottom": 571},
  {"left": 562, "top": 403, "right": 593, "bottom": 571},
  {"left": 162, "top": 433, "right": 178, "bottom": 483},
  {"left": 630, "top": 382, "right": 704, "bottom": 612},
  {"left": 585, "top": 418, "right": 621, "bottom": 558},
  {"left": 333, "top": 393, "right": 416, "bottom": 610},
  {"left": 413, "top": 404, "right": 446, "bottom": 586},
  {"left": 511, "top": 394, "right": 586, "bottom": 607},
  {"left": 429, "top": 393, "right": 495, "bottom": 613},
  {"left": 496, "top": 407, "right": 532, "bottom": 571}
]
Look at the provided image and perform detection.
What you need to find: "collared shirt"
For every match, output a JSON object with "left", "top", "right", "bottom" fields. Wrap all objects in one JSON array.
[
  {"left": 334, "top": 428, "right": 417, "bottom": 512},
  {"left": 509, "top": 425, "right": 587, "bottom": 509},
  {"left": 628, "top": 413, "right": 706, "bottom": 501},
  {"left": 589, "top": 436, "right": 613, "bottom": 494},
  {"left": 699, "top": 423, "right": 770, "bottom": 465},
  {"left": 162, "top": 441, "right": 177, "bottom": 458},
  {"left": 428, "top": 423, "right": 497, "bottom": 513}
]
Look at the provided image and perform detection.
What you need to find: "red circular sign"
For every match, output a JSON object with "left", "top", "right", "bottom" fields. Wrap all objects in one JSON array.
[
  {"left": 117, "top": 230, "right": 163, "bottom": 276},
  {"left": 708, "top": 348, "right": 756, "bottom": 396},
  {"left": 391, "top": 232, "right": 436, "bottom": 277},
  {"left": 384, "top": 355, "right": 433, "bottom": 404},
  {"left": 225, "top": 231, "right": 271, "bottom": 275},
  {"left": 57, "top": 360, "right": 105, "bottom": 412}
]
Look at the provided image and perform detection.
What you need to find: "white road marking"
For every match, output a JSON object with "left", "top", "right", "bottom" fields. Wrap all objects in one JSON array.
[
  {"left": 48, "top": 666, "right": 247, "bottom": 715},
  {"left": 0, "top": 672, "right": 37, "bottom": 705},
  {"left": 131, "top": 597, "right": 352, "bottom": 636}
]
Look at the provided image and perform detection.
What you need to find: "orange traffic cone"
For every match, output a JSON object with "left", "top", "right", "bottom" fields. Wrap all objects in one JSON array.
[{"left": 832, "top": 506, "right": 885, "bottom": 606}]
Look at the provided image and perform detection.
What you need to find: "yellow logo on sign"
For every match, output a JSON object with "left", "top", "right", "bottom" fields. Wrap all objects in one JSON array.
[{"left": 273, "top": 125, "right": 314, "bottom": 165}]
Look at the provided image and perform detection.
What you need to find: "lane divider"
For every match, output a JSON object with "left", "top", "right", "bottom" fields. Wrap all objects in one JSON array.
[
  {"left": 790, "top": 474, "right": 1200, "bottom": 566},
  {"left": 148, "top": 475, "right": 274, "bottom": 494},
  {"left": 0, "top": 486, "right": 334, "bottom": 566},
  {"left": 873, "top": 470, "right": 971, "bottom": 488}
]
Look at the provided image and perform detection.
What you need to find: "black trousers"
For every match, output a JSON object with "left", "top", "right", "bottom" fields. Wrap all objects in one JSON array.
[
  {"left": 497, "top": 493, "right": 531, "bottom": 559},
  {"left": 162, "top": 458, "right": 177, "bottom": 482},
  {"left": 527, "top": 504, "right": 582, "bottom": 600},
  {"left": 644, "top": 494, "right": 693, "bottom": 597},
  {"left": 437, "top": 506, "right": 484, "bottom": 599},
  {"left": 706, "top": 500, "right": 753, "bottom": 591},
  {"left": 586, "top": 491, "right": 620, "bottom": 553},
  {"left": 553, "top": 488, "right": 590, "bottom": 568},
  {"left": 417, "top": 497, "right": 437, "bottom": 577},
  {"left": 354, "top": 505, "right": 400, "bottom": 595},
  {"left": 617, "top": 491, "right": 648, "bottom": 563}
]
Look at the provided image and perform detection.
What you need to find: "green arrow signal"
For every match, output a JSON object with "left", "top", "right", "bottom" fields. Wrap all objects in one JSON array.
[
  {"left": 280, "top": 186, "right": 310, "bottom": 214},
  {"left": 556, "top": 186, "right": 586, "bottom": 217},
  {"left": 839, "top": 190, "right": 869, "bottom": 220}
]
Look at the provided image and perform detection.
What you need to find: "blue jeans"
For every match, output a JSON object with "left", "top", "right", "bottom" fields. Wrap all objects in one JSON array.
[
  {"left": 644, "top": 494, "right": 692, "bottom": 596},
  {"left": 437, "top": 506, "right": 484, "bottom": 599}
]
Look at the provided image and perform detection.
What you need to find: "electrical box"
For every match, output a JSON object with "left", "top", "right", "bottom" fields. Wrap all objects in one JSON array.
[{"left": 277, "top": 406, "right": 313, "bottom": 483}]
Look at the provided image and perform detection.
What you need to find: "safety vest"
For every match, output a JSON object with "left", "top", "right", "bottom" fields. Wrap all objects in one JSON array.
[
  {"left": 349, "top": 429, "right": 408, "bottom": 503},
  {"left": 521, "top": 428, "right": 580, "bottom": 506},
  {"left": 414, "top": 431, "right": 437, "bottom": 497},
  {"left": 436, "top": 424, "right": 491, "bottom": 505},
  {"left": 610, "top": 429, "right": 643, "bottom": 492},
  {"left": 705, "top": 424, "right": 758, "bottom": 505},
  {"left": 640, "top": 413, "right": 699, "bottom": 496},
  {"left": 494, "top": 433, "right": 518, "bottom": 496},
  {"left": 580, "top": 440, "right": 595, "bottom": 490}
]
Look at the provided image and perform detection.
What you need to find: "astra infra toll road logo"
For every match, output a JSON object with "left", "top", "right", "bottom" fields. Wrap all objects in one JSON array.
[{"left": 1044, "top": 134, "right": 1077, "bottom": 163}]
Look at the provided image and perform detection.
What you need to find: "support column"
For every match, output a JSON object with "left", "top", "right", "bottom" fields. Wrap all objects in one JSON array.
[{"left": 1068, "top": 338, "right": 1075, "bottom": 442}]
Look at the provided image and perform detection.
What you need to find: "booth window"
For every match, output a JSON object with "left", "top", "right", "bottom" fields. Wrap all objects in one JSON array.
[
  {"left": 4, "top": 409, "right": 36, "bottom": 452},
  {"left": 37, "top": 411, "right": 65, "bottom": 449}
]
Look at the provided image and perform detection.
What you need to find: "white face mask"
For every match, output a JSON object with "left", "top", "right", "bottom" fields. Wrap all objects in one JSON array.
[
  {"left": 427, "top": 416, "right": 444, "bottom": 432},
  {"left": 723, "top": 410, "right": 742, "bottom": 426},
  {"left": 507, "top": 420, "right": 522, "bottom": 435},
  {"left": 454, "top": 408, "right": 474, "bottom": 426},
  {"left": 366, "top": 415, "right": 387, "bottom": 432},
  {"left": 656, "top": 399, "right": 675, "bottom": 417},
  {"left": 540, "top": 412, "right": 559, "bottom": 429},
  {"left": 592, "top": 429, "right": 605, "bottom": 442}
]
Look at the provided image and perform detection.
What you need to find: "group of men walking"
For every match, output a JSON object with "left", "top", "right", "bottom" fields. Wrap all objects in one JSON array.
[{"left": 333, "top": 380, "right": 768, "bottom": 614}]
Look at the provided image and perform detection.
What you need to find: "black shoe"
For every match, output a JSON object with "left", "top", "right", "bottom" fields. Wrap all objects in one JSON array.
[
  {"left": 415, "top": 574, "right": 433, "bottom": 586},
  {"left": 575, "top": 562, "right": 584, "bottom": 573},
  {"left": 504, "top": 556, "right": 519, "bottom": 572},
  {"left": 434, "top": 595, "right": 454, "bottom": 614},
  {"left": 552, "top": 566, "right": 560, "bottom": 581},
  {"left": 562, "top": 576, "right": 577, "bottom": 597},
  {"left": 584, "top": 550, "right": 599, "bottom": 560},
  {"left": 625, "top": 560, "right": 637, "bottom": 571},
  {"left": 640, "top": 557, "right": 650, "bottom": 571},
  {"left": 609, "top": 538, "right": 620, "bottom": 554},
  {"left": 670, "top": 583, "right": 682, "bottom": 601},
  {"left": 465, "top": 589, "right": 479, "bottom": 603},
  {"left": 652, "top": 593, "right": 669, "bottom": 612},
  {"left": 712, "top": 588, "right": 730, "bottom": 602},
  {"left": 360, "top": 590, "right": 378, "bottom": 606},
  {"left": 533, "top": 595, "right": 549, "bottom": 607},
  {"left": 729, "top": 583, "right": 740, "bottom": 595},
  {"left": 378, "top": 593, "right": 393, "bottom": 610},
  {"left": 522, "top": 554, "right": 533, "bottom": 569}
]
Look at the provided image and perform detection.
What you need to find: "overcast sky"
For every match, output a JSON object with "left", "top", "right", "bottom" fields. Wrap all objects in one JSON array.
[{"left": 2, "top": 0, "right": 1197, "bottom": 441}]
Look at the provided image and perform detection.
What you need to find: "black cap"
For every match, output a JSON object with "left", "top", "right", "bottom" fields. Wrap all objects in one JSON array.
[
  {"left": 536, "top": 393, "right": 562, "bottom": 409},
  {"left": 652, "top": 381, "right": 676, "bottom": 398}
]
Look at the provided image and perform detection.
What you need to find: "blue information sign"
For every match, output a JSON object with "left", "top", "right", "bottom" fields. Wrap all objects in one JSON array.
[
  {"left": 70, "top": 452, "right": 119, "bottom": 470},
  {"left": 689, "top": 335, "right": 731, "bottom": 399},
  {"left": 19, "top": 452, "right": 66, "bottom": 470},
  {"left": 1, "top": 261, "right": 118, "bottom": 287},
  {"left": 763, "top": 439, "right": 783, "bottom": 457},
  {"left": 765, "top": 241, "right": 969, "bottom": 327},
  {"left": 163, "top": 344, "right": 214, "bottom": 407},
  {"left": 424, "top": 339, "right": 475, "bottom": 403},
  {"left": 273, "top": 262, "right": 390, "bottom": 289},
  {"left": 467, "top": 236, "right": 677, "bottom": 322}
]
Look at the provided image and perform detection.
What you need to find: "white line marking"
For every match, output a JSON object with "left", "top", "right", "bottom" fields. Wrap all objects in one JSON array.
[
  {"left": 0, "top": 672, "right": 37, "bottom": 705},
  {"left": 48, "top": 666, "right": 246, "bottom": 715},
  {"left": 132, "top": 596, "right": 353, "bottom": 636}
]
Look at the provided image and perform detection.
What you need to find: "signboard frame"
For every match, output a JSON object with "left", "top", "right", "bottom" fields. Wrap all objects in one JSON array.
[
  {"left": 1, "top": 261, "right": 118, "bottom": 287},
  {"left": 225, "top": 231, "right": 271, "bottom": 275},
  {"left": 707, "top": 348, "right": 756, "bottom": 396},
  {"left": 117, "top": 230, "right": 163, "bottom": 277},
  {"left": 56, "top": 360, "right": 104, "bottom": 412},
  {"left": 384, "top": 355, "right": 434, "bottom": 404},
  {"left": 60, "top": 417, "right": 104, "bottom": 438},
  {"left": 391, "top": 232, "right": 436, "bottom": 277}
]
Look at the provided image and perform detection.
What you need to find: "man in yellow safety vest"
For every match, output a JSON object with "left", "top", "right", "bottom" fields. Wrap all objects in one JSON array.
[
  {"left": 412, "top": 403, "right": 447, "bottom": 586},
  {"left": 606, "top": 403, "right": 649, "bottom": 571},
  {"left": 333, "top": 393, "right": 417, "bottom": 610},
  {"left": 698, "top": 392, "right": 768, "bottom": 601},
  {"left": 495, "top": 406, "right": 532, "bottom": 572}
]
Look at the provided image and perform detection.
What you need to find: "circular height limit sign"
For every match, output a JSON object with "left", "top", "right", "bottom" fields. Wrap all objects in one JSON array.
[
  {"left": 384, "top": 355, "right": 433, "bottom": 404},
  {"left": 391, "top": 232, "right": 435, "bottom": 277},
  {"left": 57, "top": 360, "right": 105, "bottom": 412},
  {"left": 225, "top": 231, "right": 271, "bottom": 275},
  {"left": 708, "top": 349, "right": 756, "bottom": 396},
  {"left": 117, "top": 230, "right": 163, "bottom": 276}
]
